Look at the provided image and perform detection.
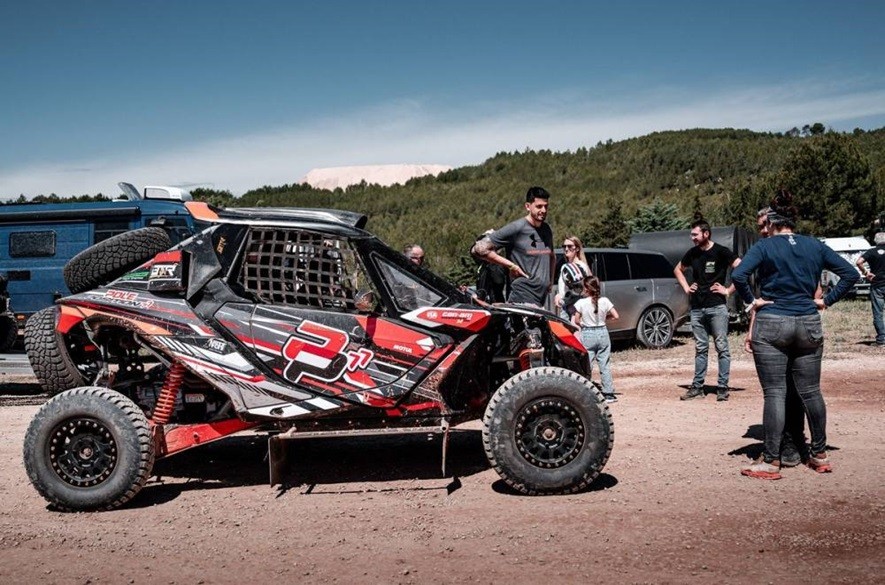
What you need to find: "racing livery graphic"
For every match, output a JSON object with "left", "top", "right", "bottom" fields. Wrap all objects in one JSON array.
[{"left": 22, "top": 206, "right": 613, "bottom": 511}]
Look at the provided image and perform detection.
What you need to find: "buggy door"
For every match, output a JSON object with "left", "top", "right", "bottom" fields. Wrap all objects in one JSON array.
[{"left": 234, "top": 227, "right": 454, "bottom": 407}]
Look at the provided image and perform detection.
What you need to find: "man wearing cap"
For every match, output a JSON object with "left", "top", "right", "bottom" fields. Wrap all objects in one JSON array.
[
  {"left": 856, "top": 232, "right": 885, "bottom": 347},
  {"left": 471, "top": 186, "right": 555, "bottom": 307}
]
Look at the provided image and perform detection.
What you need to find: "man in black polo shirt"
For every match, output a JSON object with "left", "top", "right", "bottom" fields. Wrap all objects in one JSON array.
[
  {"left": 857, "top": 232, "right": 885, "bottom": 347},
  {"left": 674, "top": 219, "right": 741, "bottom": 401}
]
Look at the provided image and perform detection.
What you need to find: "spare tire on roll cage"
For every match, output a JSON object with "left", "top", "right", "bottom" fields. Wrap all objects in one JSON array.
[{"left": 63, "top": 226, "right": 172, "bottom": 294}]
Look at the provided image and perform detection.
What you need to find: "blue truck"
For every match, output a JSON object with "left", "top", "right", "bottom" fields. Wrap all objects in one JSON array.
[{"left": 0, "top": 183, "right": 204, "bottom": 349}]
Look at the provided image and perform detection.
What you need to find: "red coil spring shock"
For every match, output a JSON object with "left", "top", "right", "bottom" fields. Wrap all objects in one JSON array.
[{"left": 152, "top": 362, "right": 186, "bottom": 425}]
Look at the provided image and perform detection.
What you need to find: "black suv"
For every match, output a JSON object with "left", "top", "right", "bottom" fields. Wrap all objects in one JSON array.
[{"left": 23, "top": 205, "right": 614, "bottom": 511}]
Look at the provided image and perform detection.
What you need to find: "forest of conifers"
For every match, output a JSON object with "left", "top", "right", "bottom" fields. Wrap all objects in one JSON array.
[{"left": 14, "top": 126, "right": 885, "bottom": 281}]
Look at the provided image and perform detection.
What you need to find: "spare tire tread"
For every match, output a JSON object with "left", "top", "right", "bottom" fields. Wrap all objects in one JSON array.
[{"left": 63, "top": 227, "right": 171, "bottom": 294}]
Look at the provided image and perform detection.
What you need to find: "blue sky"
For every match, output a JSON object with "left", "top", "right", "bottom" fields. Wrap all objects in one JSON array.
[{"left": 2, "top": 0, "right": 884, "bottom": 198}]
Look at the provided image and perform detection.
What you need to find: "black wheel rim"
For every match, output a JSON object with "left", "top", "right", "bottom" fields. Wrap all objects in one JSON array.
[
  {"left": 641, "top": 309, "right": 672, "bottom": 347},
  {"left": 515, "top": 397, "right": 585, "bottom": 468},
  {"left": 49, "top": 417, "right": 117, "bottom": 487}
]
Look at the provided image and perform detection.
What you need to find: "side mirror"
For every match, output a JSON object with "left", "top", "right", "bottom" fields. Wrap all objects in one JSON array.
[{"left": 354, "top": 290, "right": 376, "bottom": 313}]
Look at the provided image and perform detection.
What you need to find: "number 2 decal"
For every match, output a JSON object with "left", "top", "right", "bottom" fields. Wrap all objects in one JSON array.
[{"left": 282, "top": 321, "right": 374, "bottom": 385}]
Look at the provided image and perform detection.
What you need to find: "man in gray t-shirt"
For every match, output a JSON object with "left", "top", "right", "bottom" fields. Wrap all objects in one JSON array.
[{"left": 471, "top": 187, "right": 555, "bottom": 306}]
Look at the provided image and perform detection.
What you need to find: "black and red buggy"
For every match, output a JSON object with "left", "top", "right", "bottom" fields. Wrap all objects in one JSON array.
[{"left": 23, "top": 204, "right": 613, "bottom": 510}]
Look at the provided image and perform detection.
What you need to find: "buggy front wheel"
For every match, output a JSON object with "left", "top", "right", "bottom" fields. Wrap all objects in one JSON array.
[
  {"left": 482, "top": 367, "right": 613, "bottom": 495},
  {"left": 23, "top": 387, "right": 155, "bottom": 511}
]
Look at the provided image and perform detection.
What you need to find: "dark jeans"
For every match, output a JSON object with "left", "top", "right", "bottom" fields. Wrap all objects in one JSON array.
[
  {"left": 782, "top": 378, "right": 807, "bottom": 458},
  {"left": 871, "top": 284, "right": 885, "bottom": 345},
  {"left": 752, "top": 312, "right": 826, "bottom": 462},
  {"left": 690, "top": 305, "right": 730, "bottom": 388}
]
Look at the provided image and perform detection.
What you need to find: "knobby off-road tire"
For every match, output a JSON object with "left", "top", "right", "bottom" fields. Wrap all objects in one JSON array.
[
  {"left": 482, "top": 366, "right": 614, "bottom": 495},
  {"left": 63, "top": 227, "right": 172, "bottom": 294},
  {"left": 0, "top": 314, "right": 17, "bottom": 351},
  {"left": 636, "top": 306, "right": 674, "bottom": 349},
  {"left": 23, "top": 387, "right": 155, "bottom": 511},
  {"left": 25, "top": 306, "right": 88, "bottom": 395}
]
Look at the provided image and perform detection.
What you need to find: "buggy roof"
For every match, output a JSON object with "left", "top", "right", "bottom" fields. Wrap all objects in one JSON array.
[{"left": 186, "top": 204, "right": 370, "bottom": 237}]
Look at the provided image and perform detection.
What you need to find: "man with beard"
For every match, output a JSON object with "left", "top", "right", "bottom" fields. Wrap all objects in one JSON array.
[
  {"left": 471, "top": 187, "right": 554, "bottom": 308},
  {"left": 675, "top": 219, "right": 741, "bottom": 401}
]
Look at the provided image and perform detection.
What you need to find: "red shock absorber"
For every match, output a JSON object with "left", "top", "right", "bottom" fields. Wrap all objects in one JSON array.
[{"left": 152, "top": 362, "right": 186, "bottom": 425}]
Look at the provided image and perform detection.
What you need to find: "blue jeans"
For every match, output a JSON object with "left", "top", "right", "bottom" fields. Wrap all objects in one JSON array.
[
  {"left": 752, "top": 312, "right": 826, "bottom": 462},
  {"left": 690, "top": 305, "right": 730, "bottom": 388},
  {"left": 871, "top": 284, "right": 885, "bottom": 345},
  {"left": 579, "top": 327, "right": 614, "bottom": 396}
]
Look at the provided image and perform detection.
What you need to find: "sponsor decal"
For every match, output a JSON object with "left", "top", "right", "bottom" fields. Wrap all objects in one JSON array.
[
  {"left": 441, "top": 310, "right": 477, "bottom": 321},
  {"left": 150, "top": 263, "right": 179, "bottom": 279},
  {"left": 402, "top": 307, "right": 491, "bottom": 331},
  {"left": 105, "top": 290, "right": 138, "bottom": 301},
  {"left": 118, "top": 269, "right": 150, "bottom": 281},
  {"left": 102, "top": 289, "right": 155, "bottom": 309},
  {"left": 207, "top": 338, "right": 227, "bottom": 353}
]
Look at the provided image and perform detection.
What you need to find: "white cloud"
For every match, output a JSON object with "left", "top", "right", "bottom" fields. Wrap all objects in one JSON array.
[{"left": 2, "top": 80, "right": 885, "bottom": 199}]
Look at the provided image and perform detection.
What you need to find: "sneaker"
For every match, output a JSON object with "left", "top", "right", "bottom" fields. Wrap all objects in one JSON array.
[
  {"left": 807, "top": 453, "right": 833, "bottom": 473},
  {"left": 604, "top": 395, "right": 618, "bottom": 403},
  {"left": 741, "top": 457, "right": 782, "bottom": 480},
  {"left": 780, "top": 450, "right": 802, "bottom": 468},
  {"left": 680, "top": 386, "right": 704, "bottom": 401},
  {"left": 716, "top": 386, "right": 730, "bottom": 401}
]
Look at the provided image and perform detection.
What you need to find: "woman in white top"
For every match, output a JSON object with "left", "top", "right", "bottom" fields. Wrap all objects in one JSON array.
[
  {"left": 572, "top": 275, "right": 619, "bottom": 402},
  {"left": 555, "top": 235, "right": 591, "bottom": 319}
]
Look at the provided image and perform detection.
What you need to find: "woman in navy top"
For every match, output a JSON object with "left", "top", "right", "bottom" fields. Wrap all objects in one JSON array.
[{"left": 731, "top": 190, "right": 859, "bottom": 480}]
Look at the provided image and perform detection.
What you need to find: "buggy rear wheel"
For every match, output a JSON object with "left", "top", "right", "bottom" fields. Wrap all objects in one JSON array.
[
  {"left": 482, "top": 367, "right": 613, "bottom": 495},
  {"left": 23, "top": 387, "right": 155, "bottom": 511},
  {"left": 24, "top": 306, "right": 100, "bottom": 396}
]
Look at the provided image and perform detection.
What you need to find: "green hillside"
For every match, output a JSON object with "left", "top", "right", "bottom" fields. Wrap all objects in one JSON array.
[
  {"left": 11, "top": 126, "right": 885, "bottom": 283},
  {"left": 209, "top": 127, "right": 884, "bottom": 280}
]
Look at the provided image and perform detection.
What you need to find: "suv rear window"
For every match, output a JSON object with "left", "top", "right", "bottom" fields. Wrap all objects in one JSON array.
[
  {"left": 602, "top": 252, "right": 630, "bottom": 281},
  {"left": 628, "top": 252, "right": 674, "bottom": 279}
]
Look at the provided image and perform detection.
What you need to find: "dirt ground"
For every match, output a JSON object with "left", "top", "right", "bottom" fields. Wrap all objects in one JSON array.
[{"left": 1, "top": 342, "right": 883, "bottom": 585}]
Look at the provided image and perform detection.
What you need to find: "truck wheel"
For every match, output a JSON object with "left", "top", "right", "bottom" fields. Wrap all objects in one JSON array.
[
  {"left": 482, "top": 366, "right": 613, "bottom": 495},
  {"left": 0, "top": 314, "right": 17, "bottom": 351},
  {"left": 23, "top": 386, "right": 155, "bottom": 511},
  {"left": 63, "top": 227, "right": 172, "bottom": 294},
  {"left": 25, "top": 307, "right": 99, "bottom": 396},
  {"left": 636, "top": 306, "right": 674, "bottom": 349}
]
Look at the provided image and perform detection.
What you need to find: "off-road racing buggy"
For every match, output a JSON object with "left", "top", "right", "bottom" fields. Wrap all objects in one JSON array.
[{"left": 23, "top": 203, "right": 613, "bottom": 511}]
